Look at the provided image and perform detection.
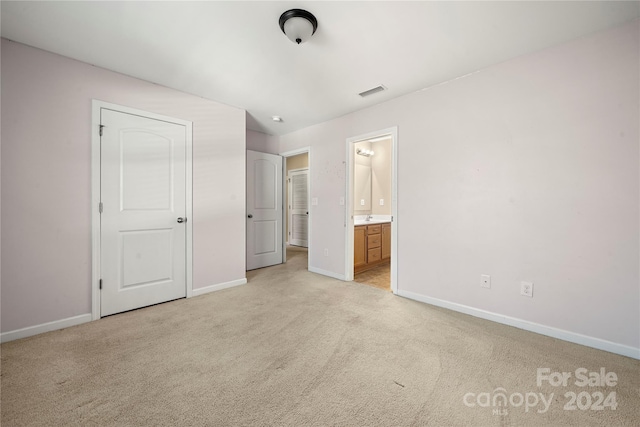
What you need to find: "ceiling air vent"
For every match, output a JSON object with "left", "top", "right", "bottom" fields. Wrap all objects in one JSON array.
[{"left": 358, "top": 85, "right": 386, "bottom": 98}]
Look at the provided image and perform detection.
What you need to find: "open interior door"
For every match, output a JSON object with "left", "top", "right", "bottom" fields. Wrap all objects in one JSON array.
[{"left": 246, "top": 150, "right": 283, "bottom": 270}]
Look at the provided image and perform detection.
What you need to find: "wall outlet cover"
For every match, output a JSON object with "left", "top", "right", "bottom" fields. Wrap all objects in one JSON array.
[
  {"left": 480, "top": 274, "right": 491, "bottom": 289},
  {"left": 521, "top": 281, "right": 534, "bottom": 297},
  {"left": 379, "top": 199, "right": 384, "bottom": 206}
]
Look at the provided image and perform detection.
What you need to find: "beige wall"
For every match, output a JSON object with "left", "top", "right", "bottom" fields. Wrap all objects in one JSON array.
[
  {"left": 353, "top": 139, "right": 392, "bottom": 215},
  {"left": 371, "top": 138, "right": 392, "bottom": 215},
  {"left": 1, "top": 39, "right": 247, "bottom": 333},
  {"left": 278, "top": 21, "right": 640, "bottom": 352},
  {"left": 246, "top": 129, "right": 279, "bottom": 154},
  {"left": 353, "top": 141, "right": 372, "bottom": 214},
  {"left": 286, "top": 153, "right": 309, "bottom": 172}
]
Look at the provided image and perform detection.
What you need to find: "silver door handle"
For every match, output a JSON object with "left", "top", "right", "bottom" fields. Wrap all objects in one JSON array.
[
  {"left": 177, "top": 217, "right": 186, "bottom": 223},
  {"left": 248, "top": 214, "right": 253, "bottom": 218}
]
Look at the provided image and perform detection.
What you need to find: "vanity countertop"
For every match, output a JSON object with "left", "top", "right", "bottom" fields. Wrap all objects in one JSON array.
[{"left": 354, "top": 219, "right": 391, "bottom": 226}]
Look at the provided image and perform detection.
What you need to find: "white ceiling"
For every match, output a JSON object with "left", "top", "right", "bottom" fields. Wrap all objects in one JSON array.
[{"left": 2, "top": 1, "right": 638, "bottom": 136}]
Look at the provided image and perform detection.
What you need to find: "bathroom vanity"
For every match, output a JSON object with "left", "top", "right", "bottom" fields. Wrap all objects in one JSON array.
[{"left": 354, "top": 221, "right": 391, "bottom": 273}]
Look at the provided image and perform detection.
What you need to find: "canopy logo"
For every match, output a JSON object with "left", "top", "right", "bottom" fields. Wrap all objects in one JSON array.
[
  {"left": 463, "top": 367, "right": 619, "bottom": 416},
  {"left": 463, "top": 388, "right": 553, "bottom": 416}
]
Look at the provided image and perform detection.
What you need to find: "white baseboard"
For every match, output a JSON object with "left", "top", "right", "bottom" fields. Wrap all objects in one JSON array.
[
  {"left": 191, "top": 278, "right": 247, "bottom": 297},
  {"left": 309, "top": 266, "right": 346, "bottom": 281},
  {"left": 2, "top": 279, "right": 248, "bottom": 343},
  {"left": 397, "top": 290, "right": 640, "bottom": 360},
  {"left": 0, "top": 313, "right": 92, "bottom": 344}
]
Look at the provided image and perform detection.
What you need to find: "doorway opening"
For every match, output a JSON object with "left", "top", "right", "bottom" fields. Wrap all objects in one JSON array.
[
  {"left": 281, "top": 147, "right": 311, "bottom": 270},
  {"left": 345, "top": 128, "right": 398, "bottom": 294}
]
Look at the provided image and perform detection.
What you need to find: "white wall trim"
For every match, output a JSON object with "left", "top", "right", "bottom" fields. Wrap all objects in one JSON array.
[
  {"left": 185, "top": 122, "right": 194, "bottom": 298},
  {"left": 192, "top": 278, "right": 247, "bottom": 297},
  {"left": 91, "top": 103, "right": 102, "bottom": 320},
  {"left": 398, "top": 290, "right": 640, "bottom": 360},
  {"left": 287, "top": 167, "right": 308, "bottom": 174},
  {"left": 91, "top": 100, "right": 194, "bottom": 319},
  {"left": 280, "top": 146, "right": 311, "bottom": 158},
  {"left": 0, "top": 314, "right": 92, "bottom": 343},
  {"left": 309, "top": 266, "right": 346, "bottom": 281}
]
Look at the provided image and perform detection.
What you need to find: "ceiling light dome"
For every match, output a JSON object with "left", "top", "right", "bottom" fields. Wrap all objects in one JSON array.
[{"left": 279, "top": 9, "right": 318, "bottom": 44}]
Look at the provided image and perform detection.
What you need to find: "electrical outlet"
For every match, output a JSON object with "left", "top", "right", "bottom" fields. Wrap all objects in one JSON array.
[
  {"left": 360, "top": 199, "right": 365, "bottom": 206},
  {"left": 379, "top": 199, "right": 384, "bottom": 206},
  {"left": 521, "top": 281, "right": 533, "bottom": 297},
  {"left": 340, "top": 197, "right": 345, "bottom": 206},
  {"left": 324, "top": 248, "right": 329, "bottom": 257},
  {"left": 480, "top": 274, "right": 491, "bottom": 289}
]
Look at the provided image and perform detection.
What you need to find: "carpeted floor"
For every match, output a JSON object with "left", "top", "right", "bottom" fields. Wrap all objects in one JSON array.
[{"left": 1, "top": 247, "right": 638, "bottom": 426}]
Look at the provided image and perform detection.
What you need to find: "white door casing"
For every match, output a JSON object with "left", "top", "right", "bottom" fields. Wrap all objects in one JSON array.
[
  {"left": 345, "top": 127, "right": 398, "bottom": 294},
  {"left": 288, "top": 169, "right": 309, "bottom": 247},
  {"left": 246, "top": 150, "right": 283, "bottom": 270},
  {"left": 95, "top": 104, "right": 192, "bottom": 317}
]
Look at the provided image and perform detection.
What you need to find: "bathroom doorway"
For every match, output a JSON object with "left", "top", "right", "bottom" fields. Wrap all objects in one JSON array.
[
  {"left": 281, "top": 147, "right": 311, "bottom": 269},
  {"left": 345, "top": 128, "right": 398, "bottom": 294}
]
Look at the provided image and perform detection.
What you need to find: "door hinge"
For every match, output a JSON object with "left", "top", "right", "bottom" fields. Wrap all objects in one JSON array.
[
  {"left": 99, "top": 125, "right": 104, "bottom": 136},
  {"left": 99, "top": 279, "right": 102, "bottom": 290},
  {"left": 99, "top": 202, "right": 103, "bottom": 213},
  {"left": 391, "top": 216, "right": 394, "bottom": 222}
]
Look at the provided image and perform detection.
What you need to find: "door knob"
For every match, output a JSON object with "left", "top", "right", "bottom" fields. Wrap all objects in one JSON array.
[
  {"left": 248, "top": 214, "right": 253, "bottom": 218},
  {"left": 177, "top": 217, "right": 186, "bottom": 223}
]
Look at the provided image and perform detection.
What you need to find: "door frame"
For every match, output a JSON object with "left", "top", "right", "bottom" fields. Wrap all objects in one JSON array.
[
  {"left": 91, "top": 100, "right": 193, "bottom": 320},
  {"left": 280, "top": 147, "right": 311, "bottom": 269},
  {"left": 345, "top": 127, "right": 398, "bottom": 294}
]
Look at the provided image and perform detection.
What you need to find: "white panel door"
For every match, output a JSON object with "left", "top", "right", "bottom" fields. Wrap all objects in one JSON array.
[
  {"left": 101, "top": 109, "right": 187, "bottom": 316},
  {"left": 288, "top": 169, "right": 309, "bottom": 247},
  {"left": 246, "top": 150, "right": 283, "bottom": 270}
]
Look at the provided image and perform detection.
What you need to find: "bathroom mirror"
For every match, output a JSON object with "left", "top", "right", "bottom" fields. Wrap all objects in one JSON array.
[{"left": 354, "top": 164, "right": 371, "bottom": 211}]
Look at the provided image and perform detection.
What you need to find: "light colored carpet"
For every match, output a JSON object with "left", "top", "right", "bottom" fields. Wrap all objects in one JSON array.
[{"left": 2, "top": 247, "right": 639, "bottom": 426}]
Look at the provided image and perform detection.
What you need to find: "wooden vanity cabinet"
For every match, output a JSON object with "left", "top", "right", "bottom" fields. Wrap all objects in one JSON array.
[
  {"left": 354, "top": 226, "right": 367, "bottom": 268},
  {"left": 354, "top": 222, "right": 390, "bottom": 274},
  {"left": 382, "top": 223, "right": 391, "bottom": 260},
  {"left": 367, "top": 225, "right": 382, "bottom": 264}
]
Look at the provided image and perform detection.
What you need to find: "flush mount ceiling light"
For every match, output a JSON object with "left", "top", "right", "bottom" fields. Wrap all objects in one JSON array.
[
  {"left": 272, "top": 116, "right": 283, "bottom": 122},
  {"left": 279, "top": 9, "right": 318, "bottom": 44},
  {"left": 356, "top": 148, "right": 374, "bottom": 157}
]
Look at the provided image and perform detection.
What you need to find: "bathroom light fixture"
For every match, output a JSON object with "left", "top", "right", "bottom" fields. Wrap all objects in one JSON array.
[
  {"left": 279, "top": 9, "right": 318, "bottom": 44},
  {"left": 356, "top": 148, "right": 374, "bottom": 157},
  {"left": 272, "top": 116, "right": 283, "bottom": 122}
]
